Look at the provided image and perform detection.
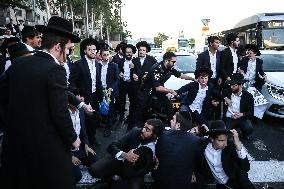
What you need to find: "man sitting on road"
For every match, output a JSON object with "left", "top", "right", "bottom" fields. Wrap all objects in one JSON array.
[
  {"left": 195, "top": 120, "right": 255, "bottom": 189},
  {"left": 88, "top": 119, "right": 163, "bottom": 189},
  {"left": 176, "top": 67, "right": 221, "bottom": 128},
  {"left": 223, "top": 73, "right": 254, "bottom": 140}
]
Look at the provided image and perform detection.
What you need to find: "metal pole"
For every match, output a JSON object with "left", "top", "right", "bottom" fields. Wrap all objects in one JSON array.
[{"left": 85, "top": 0, "right": 89, "bottom": 38}]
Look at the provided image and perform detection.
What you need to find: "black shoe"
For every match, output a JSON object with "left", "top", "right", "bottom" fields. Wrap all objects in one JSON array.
[{"left": 104, "top": 129, "right": 111, "bottom": 137}]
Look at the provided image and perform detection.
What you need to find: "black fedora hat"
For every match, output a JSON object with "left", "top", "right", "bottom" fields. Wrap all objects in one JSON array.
[
  {"left": 245, "top": 44, "right": 261, "bottom": 56},
  {"left": 225, "top": 73, "right": 247, "bottom": 85},
  {"left": 136, "top": 41, "right": 151, "bottom": 52},
  {"left": 0, "top": 37, "right": 20, "bottom": 54},
  {"left": 207, "top": 120, "right": 231, "bottom": 137},
  {"left": 7, "top": 42, "right": 31, "bottom": 60},
  {"left": 122, "top": 44, "right": 137, "bottom": 54},
  {"left": 194, "top": 67, "right": 213, "bottom": 78},
  {"left": 36, "top": 16, "right": 80, "bottom": 43},
  {"left": 121, "top": 146, "right": 153, "bottom": 179},
  {"left": 115, "top": 42, "right": 127, "bottom": 52}
]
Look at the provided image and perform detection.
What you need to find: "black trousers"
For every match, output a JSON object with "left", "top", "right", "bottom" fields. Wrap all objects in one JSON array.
[
  {"left": 180, "top": 105, "right": 209, "bottom": 126},
  {"left": 224, "top": 117, "right": 253, "bottom": 137},
  {"left": 89, "top": 155, "right": 144, "bottom": 189},
  {"left": 119, "top": 80, "right": 137, "bottom": 129}
]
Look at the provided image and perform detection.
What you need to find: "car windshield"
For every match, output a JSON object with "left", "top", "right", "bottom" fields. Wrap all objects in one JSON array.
[
  {"left": 260, "top": 53, "right": 284, "bottom": 72},
  {"left": 156, "top": 54, "right": 196, "bottom": 73}
]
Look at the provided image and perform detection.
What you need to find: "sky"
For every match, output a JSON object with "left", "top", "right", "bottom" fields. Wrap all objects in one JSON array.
[{"left": 121, "top": 0, "right": 283, "bottom": 40}]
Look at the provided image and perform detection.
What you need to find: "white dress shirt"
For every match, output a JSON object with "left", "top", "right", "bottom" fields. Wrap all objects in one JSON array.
[
  {"left": 209, "top": 50, "right": 217, "bottom": 79},
  {"left": 229, "top": 47, "right": 238, "bottom": 73},
  {"left": 85, "top": 55, "right": 97, "bottom": 93},
  {"left": 63, "top": 63, "right": 70, "bottom": 81},
  {"left": 140, "top": 57, "right": 146, "bottom": 66},
  {"left": 244, "top": 59, "right": 257, "bottom": 85},
  {"left": 69, "top": 109, "right": 81, "bottom": 137},
  {"left": 226, "top": 92, "right": 242, "bottom": 118},
  {"left": 24, "top": 43, "right": 35, "bottom": 52},
  {"left": 101, "top": 62, "right": 109, "bottom": 87},
  {"left": 189, "top": 84, "right": 208, "bottom": 114},
  {"left": 123, "top": 59, "right": 132, "bottom": 81},
  {"left": 205, "top": 143, "right": 247, "bottom": 184}
]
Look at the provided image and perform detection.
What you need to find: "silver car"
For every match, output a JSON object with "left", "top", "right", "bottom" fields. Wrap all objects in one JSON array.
[{"left": 260, "top": 50, "right": 284, "bottom": 118}]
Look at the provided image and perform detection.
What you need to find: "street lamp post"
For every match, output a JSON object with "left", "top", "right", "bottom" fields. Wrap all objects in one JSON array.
[{"left": 85, "top": 0, "right": 89, "bottom": 38}]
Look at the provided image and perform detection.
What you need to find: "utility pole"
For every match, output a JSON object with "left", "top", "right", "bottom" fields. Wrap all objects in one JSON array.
[
  {"left": 100, "top": 10, "right": 103, "bottom": 40},
  {"left": 85, "top": 0, "right": 89, "bottom": 38}
]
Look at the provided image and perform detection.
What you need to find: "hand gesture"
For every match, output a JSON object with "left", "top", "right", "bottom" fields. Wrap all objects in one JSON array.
[
  {"left": 230, "top": 129, "right": 242, "bottom": 150},
  {"left": 72, "top": 137, "right": 81, "bottom": 151},
  {"left": 72, "top": 156, "right": 81, "bottom": 166},
  {"left": 119, "top": 72, "right": 124, "bottom": 78},
  {"left": 211, "top": 100, "right": 219, "bottom": 107},
  {"left": 133, "top": 74, "right": 139, "bottom": 81},
  {"left": 85, "top": 144, "right": 96, "bottom": 156},
  {"left": 224, "top": 97, "right": 232, "bottom": 106},
  {"left": 123, "top": 149, "right": 139, "bottom": 163},
  {"left": 129, "top": 63, "right": 135, "bottom": 69},
  {"left": 232, "top": 112, "right": 243, "bottom": 119},
  {"left": 107, "top": 88, "right": 112, "bottom": 97},
  {"left": 83, "top": 103, "right": 94, "bottom": 115}
]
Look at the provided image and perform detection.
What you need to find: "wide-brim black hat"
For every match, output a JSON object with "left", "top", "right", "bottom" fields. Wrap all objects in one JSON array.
[
  {"left": 0, "top": 37, "right": 20, "bottom": 53},
  {"left": 245, "top": 44, "right": 261, "bottom": 56},
  {"left": 121, "top": 146, "right": 153, "bottom": 179},
  {"left": 225, "top": 73, "right": 248, "bottom": 85},
  {"left": 115, "top": 42, "right": 127, "bottom": 52},
  {"left": 207, "top": 120, "right": 231, "bottom": 136},
  {"left": 194, "top": 67, "right": 213, "bottom": 78},
  {"left": 122, "top": 44, "right": 137, "bottom": 54},
  {"left": 7, "top": 42, "right": 32, "bottom": 60},
  {"left": 136, "top": 41, "right": 151, "bottom": 52},
  {"left": 36, "top": 16, "right": 80, "bottom": 43}
]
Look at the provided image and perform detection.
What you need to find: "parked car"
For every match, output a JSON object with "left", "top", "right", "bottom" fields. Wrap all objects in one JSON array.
[{"left": 259, "top": 50, "right": 284, "bottom": 118}]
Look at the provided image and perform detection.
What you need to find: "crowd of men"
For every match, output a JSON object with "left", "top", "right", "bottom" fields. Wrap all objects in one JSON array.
[{"left": 0, "top": 16, "right": 268, "bottom": 189}]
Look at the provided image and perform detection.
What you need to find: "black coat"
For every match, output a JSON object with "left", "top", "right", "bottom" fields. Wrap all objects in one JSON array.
[
  {"left": 196, "top": 49, "right": 221, "bottom": 79},
  {"left": 133, "top": 55, "right": 157, "bottom": 85},
  {"left": 107, "top": 127, "right": 143, "bottom": 157},
  {"left": 154, "top": 130, "right": 201, "bottom": 189},
  {"left": 223, "top": 89, "right": 254, "bottom": 120},
  {"left": 0, "top": 51, "right": 77, "bottom": 189},
  {"left": 239, "top": 57, "right": 265, "bottom": 90},
  {"left": 220, "top": 47, "right": 239, "bottom": 79},
  {"left": 196, "top": 138, "right": 251, "bottom": 188},
  {"left": 69, "top": 57, "right": 103, "bottom": 104},
  {"left": 98, "top": 62, "right": 120, "bottom": 97}
]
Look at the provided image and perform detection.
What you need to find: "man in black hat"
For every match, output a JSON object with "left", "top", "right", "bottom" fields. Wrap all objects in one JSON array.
[
  {"left": 176, "top": 67, "right": 221, "bottom": 127},
  {"left": 5, "top": 19, "right": 20, "bottom": 36},
  {"left": 117, "top": 44, "right": 137, "bottom": 129},
  {"left": 89, "top": 119, "right": 163, "bottom": 189},
  {"left": 238, "top": 44, "right": 266, "bottom": 90},
  {"left": 223, "top": 73, "right": 254, "bottom": 140},
  {"left": 220, "top": 33, "right": 241, "bottom": 85},
  {"left": 135, "top": 52, "right": 195, "bottom": 127},
  {"left": 21, "top": 25, "right": 42, "bottom": 51},
  {"left": 0, "top": 16, "right": 81, "bottom": 189},
  {"left": 196, "top": 120, "right": 255, "bottom": 189},
  {"left": 0, "top": 37, "right": 20, "bottom": 74},
  {"left": 69, "top": 37, "right": 103, "bottom": 146},
  {"left": 154, "top": 111, "right": 201, "bottom": 189}
]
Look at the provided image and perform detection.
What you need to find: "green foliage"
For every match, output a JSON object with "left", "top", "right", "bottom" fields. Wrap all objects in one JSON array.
[{"left": 154, "top": 32, "right": 169, "bottom": 48}]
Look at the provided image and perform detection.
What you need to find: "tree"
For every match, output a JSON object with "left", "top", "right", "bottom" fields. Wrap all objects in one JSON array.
[{"left": 154, "top": 32, "right": 169, "bottom": 48}]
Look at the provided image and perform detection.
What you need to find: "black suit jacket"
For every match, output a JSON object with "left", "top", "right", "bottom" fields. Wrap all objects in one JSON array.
[
  {"left": 196, "top": 49, "right": 221, "bottom": 79},
  {"left": 0, "top": 51, "right": 77, "bottom": 188},
  {"left": 98, "top": 62, "right": 120, "bottom": 97},
  {"left": 133, "top": 55, "right": 157, "bottom": 85},
  {"left": 69, "top": 57, "right": 103, "bottom": 104},
  {"left": 78, "top": 108, "right": 89, "bottom": 145},
  {"left": 154, "top": 130, "right": 201, "bottom": 189},
  {"left": 197, "top": 138, "right": 250, "bottom": 187},
  {"left": 239, "top": 57, "right": 265, "bottom": 90},
  {"left": 176, "top": 82, "right": 221, "bottom": 118},
  {"left": 107, "top": 127, "right": 144, "bottom": 157},
  {"left": 220, "top": 47, "right": 239, "bottom": 79},
  {"left": 223, "top": 89, "right": 254, "bottom": 119}
]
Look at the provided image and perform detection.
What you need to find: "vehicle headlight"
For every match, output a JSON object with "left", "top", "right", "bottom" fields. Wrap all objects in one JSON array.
[{"left": 267, "top": 83, "right": 284, "bottom": 101}]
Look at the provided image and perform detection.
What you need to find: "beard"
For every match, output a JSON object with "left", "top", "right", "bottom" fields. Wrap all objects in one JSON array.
[
  {"left": 86, "top": 53, "right": 96, "bottom": 60},
  {"left": 125, "top": 55, "right": 132, "bottom": 60}
]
